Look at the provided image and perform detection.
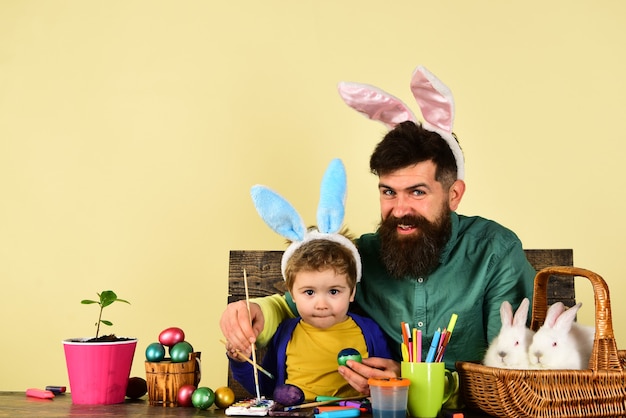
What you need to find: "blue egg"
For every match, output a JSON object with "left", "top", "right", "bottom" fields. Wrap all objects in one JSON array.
[
  {"left": 145, "top": 342, "right": 166, "bottom": 362},
  {"left": 337, "top": 348, "right": 362, "bottom": 366}
]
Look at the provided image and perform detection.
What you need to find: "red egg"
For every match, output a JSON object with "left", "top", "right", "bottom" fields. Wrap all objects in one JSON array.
[
  {"left": 158, "top": 327, "right": 185, "bottom": 347},
  {"left": 177, "top": 384, "right": 196, "bottom": 407}
]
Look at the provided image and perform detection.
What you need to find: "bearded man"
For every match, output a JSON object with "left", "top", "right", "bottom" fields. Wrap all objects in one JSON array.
[{"left": 220, "top": 121, "right": 535, "bottom": 394}]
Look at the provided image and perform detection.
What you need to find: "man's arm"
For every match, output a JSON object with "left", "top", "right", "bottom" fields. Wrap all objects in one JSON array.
[
  {"left": 220, "top": 294, "right": 295, "bottom": 356},
  {"left": 253, "top": 294, "right": 296, "bottom": 346}
]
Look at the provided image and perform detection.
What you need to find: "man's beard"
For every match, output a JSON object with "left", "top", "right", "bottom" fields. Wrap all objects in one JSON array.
[{"left": 378, "top": 208, "right": 452, "bottom": 279}]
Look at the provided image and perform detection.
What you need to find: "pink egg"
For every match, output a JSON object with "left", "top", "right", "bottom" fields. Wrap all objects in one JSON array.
[
  {"left": 177, "top": 384, "right": 196, "bottom": 407},
  {"left": 158, "top": 327, "right": 185, "bottom": 347}
]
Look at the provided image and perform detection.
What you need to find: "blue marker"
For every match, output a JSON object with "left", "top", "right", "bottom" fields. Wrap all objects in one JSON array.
[
  {"left": 425, "top": 328, "right": 441, "bottom": 362},
  {"left": 315, "top": 409, "right": 361, "bottom": 418}
]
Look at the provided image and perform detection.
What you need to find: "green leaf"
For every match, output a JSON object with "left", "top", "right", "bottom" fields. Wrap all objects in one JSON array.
[
  {"left": 81, "top": 300, "right": 98, "bottom": 304},
  {"left": 101, "top": 320, "right": 113, "bottom": 326},
  {"left": 99, "top": 290, "right": 118, "bottom": 308}
]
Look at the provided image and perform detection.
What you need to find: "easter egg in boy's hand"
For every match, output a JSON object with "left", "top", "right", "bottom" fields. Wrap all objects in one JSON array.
[
  {"left": 192, "top": 387, "right": 215, "bottom": 410},
  {"left": 159, "top": 327, "right": 186, "bottom": 347},
  {"left": 337, "top": 348, "right": 362, "bottom": 366}
]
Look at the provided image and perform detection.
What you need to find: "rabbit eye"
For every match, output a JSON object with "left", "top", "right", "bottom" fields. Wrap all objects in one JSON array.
[
  {"left": 514, "top": 341, "right": 519, "bottom": 346},
  {"left": 552, "top": 342, "right": 557, "bottom": 347}
]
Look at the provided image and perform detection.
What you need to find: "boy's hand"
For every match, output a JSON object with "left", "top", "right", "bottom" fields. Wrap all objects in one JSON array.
[
  {"left": 338, "top": 357, "right": 400, "bottom": 395},
  {"left": 220, "top": 300, "right": 265, "bottom": 357}
]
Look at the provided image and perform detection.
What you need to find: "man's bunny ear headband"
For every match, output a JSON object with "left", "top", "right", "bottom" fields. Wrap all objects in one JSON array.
[
  {"left": 250, "top": 158, "right": 361, "bottom": 282},
  {"left": 337, "top": 65, "right": 465, "bottom": 180}
]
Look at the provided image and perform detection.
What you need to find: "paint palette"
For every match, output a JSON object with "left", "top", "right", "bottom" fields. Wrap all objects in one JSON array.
[{"left": 225, "top": 398, "right": 275, "bottom": 416}]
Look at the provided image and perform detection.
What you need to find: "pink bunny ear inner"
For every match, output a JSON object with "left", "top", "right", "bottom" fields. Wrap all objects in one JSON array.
[
  {"left": 338, "top": 82, "right": 417, "bottom": 129},
  {"left": 500, "top": 301, "right": 513, "bottom": 326},
  {"left": 410, "top": 66, "right": 455, "bottom": 133},
  {"left": 554, "top": 302, "right": 582, "bottom": 331},
  {"left": 544, "top": 302, "right": 566, "bottom": 328},
  {"left": 512, "top": 298, "right": 530, "bottom": 326}
]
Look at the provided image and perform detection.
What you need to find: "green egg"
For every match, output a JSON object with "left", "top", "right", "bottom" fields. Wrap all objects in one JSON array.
[
  {"left": 337, "top": 348, "right": 362, "bottom": 366},
  {"left": 191, "top": 387, "right": 215, "bottom": 410},
  {"left": 170, "top": 341, "right": 194, "bottom": 363}
]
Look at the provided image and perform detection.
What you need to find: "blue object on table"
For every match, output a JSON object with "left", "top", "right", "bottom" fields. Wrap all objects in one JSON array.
[{"left": 315, "top": 409, "right": 360, "bottom": 418}]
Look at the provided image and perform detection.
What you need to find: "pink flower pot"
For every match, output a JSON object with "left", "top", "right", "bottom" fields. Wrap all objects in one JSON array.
[{"left": 63, "top": 337, "right": 137, "bottom": 405}]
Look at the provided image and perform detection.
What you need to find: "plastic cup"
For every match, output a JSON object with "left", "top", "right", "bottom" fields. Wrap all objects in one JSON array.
[{"left": 368, "top": 377, "right": 410, "bottom": 418}]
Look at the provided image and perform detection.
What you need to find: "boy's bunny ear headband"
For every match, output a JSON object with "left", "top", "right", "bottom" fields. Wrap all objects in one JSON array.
[
  {"left": 337, "top": 65, "right": 465, "bottom": 180},
  {"left": 250, "top": 158, "right": 361, "bottom": 282}
]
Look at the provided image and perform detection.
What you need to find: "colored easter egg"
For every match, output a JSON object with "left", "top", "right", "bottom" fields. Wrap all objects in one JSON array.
[
  {"left": 177, "top": 384, "right": 196, "bottom": 407},
  {"left": 273, "top": 383, "right": 305, "bottom": 406},
  {"left": 126, "top": 376, "right": 147, "bottom": 399},
  {"left": 214, "top": 386, "right": 236, "bottom": 409},
  {"left": 145, "top": 342, "right": 166, "bottom": 362},
  {"left": 192, "top": 387, "right": 215, "bottom": 410},
  {"left": 170, "top": 341, "right": 194, "bottom": 363},
  {"left": 337, "top": 348, "right": 362, "bottom": 366},
  {"left": 158, "top": 327, "right": 186, "bottom": 347}
]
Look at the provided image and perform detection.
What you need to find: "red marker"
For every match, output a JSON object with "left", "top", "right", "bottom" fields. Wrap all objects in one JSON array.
[{"left": 26, "top": 388, "right": 54, "bottom": 399}]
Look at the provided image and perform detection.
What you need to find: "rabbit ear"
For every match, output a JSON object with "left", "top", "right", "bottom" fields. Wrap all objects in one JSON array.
[
  {"left": 553, "top": 302, "right": 582, "bottom": 333},
  {"left": 250, "top": 185, "right": 306, "bottom": 242},
  {"left": 512, "top": 298, "right": 530, "bottom": 327},
  {"left": 410, "top": 65, "right": 455, "bottom": 134},
  {"left": 337, "top": 81, "right": 417, "bottom": 128},
  {"left": 317, "top": 158, "right": 347, "bottom": 234},
  {"left": 500, "top": 301, "right": 513, "bottom": 327},
  {"left": 544, "top": 302, "right": 566, "bottom": 328}
]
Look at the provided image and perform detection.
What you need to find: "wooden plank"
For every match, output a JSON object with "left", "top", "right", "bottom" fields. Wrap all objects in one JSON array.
[{"left": 524, "top": 249, "right": 575, "bottom": 307}]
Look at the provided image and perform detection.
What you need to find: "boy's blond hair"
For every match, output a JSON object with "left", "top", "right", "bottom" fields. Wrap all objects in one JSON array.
[{"left": 284, "top": 236, "right": 358, "bottom": 293}]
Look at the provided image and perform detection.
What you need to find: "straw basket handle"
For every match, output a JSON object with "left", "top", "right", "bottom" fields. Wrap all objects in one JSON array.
[{"left": 530, "top": 266, "right": 622, "bottom": 371}]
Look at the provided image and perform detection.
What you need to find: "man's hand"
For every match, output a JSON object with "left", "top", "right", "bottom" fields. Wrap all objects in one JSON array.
[
  {"left": 338, "top": 357, "right": 400, "bottom": 395},
  {"left": 219, "top": 300, "right": 265, "bottom": 357}
]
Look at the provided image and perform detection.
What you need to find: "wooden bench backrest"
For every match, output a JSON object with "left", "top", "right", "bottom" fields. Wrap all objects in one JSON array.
[{"left": 226, "top": 248, "right": 574, "bottom": 398}]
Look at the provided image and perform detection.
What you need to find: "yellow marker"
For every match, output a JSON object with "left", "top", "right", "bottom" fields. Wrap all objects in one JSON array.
[
  {"left": 401, "top": 342, "right": 409, "bottom": 362},
  {"left": 412, "top": 328, "right": 417, "bottom": 362},
  {"left": 447, "top": 313, "right": 458, "bottom": 334}
]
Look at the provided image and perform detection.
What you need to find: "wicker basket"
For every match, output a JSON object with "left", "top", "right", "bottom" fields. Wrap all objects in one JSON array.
[{"left": 456, "top": 266, "right": 626, "bottom": 418}]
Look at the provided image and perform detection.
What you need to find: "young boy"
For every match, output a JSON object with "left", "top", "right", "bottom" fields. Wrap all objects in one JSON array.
[{"left": 228, "top": 234, "right": 392, "bottom": 400}]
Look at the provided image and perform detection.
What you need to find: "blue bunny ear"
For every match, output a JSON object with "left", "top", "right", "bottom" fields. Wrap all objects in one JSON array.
[
  {"left": 250, "top": 185, "right": 306, "bottom": 242},
  {"left": 317, "top": 158, "right": 347, "bottom": 234}
]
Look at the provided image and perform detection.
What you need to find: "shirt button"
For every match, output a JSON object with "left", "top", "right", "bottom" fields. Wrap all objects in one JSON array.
[
  {"left": 417, "top": 322, "right": 424, "bottom": 327},
  {"left": 417, "top": 277, "right": 424, "bottom": 283}
]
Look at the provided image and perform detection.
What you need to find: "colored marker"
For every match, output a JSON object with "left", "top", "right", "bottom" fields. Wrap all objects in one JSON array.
[
  {"left": 416, "top": 329, "right": 422, "bottom": 362},
  {"left": 425, "top": 328, "right": 441, "bottom": 362},
  {"left": 315, "top": 409, "right": 361, "bottom": 418}
]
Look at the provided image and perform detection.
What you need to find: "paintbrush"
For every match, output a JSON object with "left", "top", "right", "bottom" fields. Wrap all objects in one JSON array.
[
  {"left": 243, "top": 268, "right": 261, "bottom": 401},
  {"left": 219, "top": 338, "right": 275, "bottom": 379},
  {"left": 285, "top": 395, "right": 368, "bottom": 411}
]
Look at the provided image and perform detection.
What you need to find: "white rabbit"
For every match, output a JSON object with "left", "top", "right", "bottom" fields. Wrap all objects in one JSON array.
[
  {"left": 483, "top": 298, "right": 534, "bottom": 369},
  {"left": 528, "top": 301, "right": 595, "bottom": 370}
]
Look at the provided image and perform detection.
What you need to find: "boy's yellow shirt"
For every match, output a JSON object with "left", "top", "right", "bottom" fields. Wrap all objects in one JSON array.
[{"left": 284, "top": 318, "right": 368, "bottom": 401}]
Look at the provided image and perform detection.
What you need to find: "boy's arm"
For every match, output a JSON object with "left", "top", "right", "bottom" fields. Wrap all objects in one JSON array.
[{"left": 252, "top": 294, "right": 297, "bottom": 347}]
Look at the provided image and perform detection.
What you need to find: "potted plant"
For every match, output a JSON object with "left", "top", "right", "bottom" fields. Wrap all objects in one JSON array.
[{"left": 63, "top": 290, "right": 137, "bottom": 405}]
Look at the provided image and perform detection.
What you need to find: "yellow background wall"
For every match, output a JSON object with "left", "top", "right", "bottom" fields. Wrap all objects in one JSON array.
[{"left": 1, "top": 1, "right": 625, "bottom": 392}]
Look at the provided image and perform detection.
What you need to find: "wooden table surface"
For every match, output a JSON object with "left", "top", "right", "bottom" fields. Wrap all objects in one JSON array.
[
  {"left": 0, "top": 392, "right": 492, "bottom": 417},
  {"left": 0, "top": 392, "right": 223, "bottom": 417}
]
